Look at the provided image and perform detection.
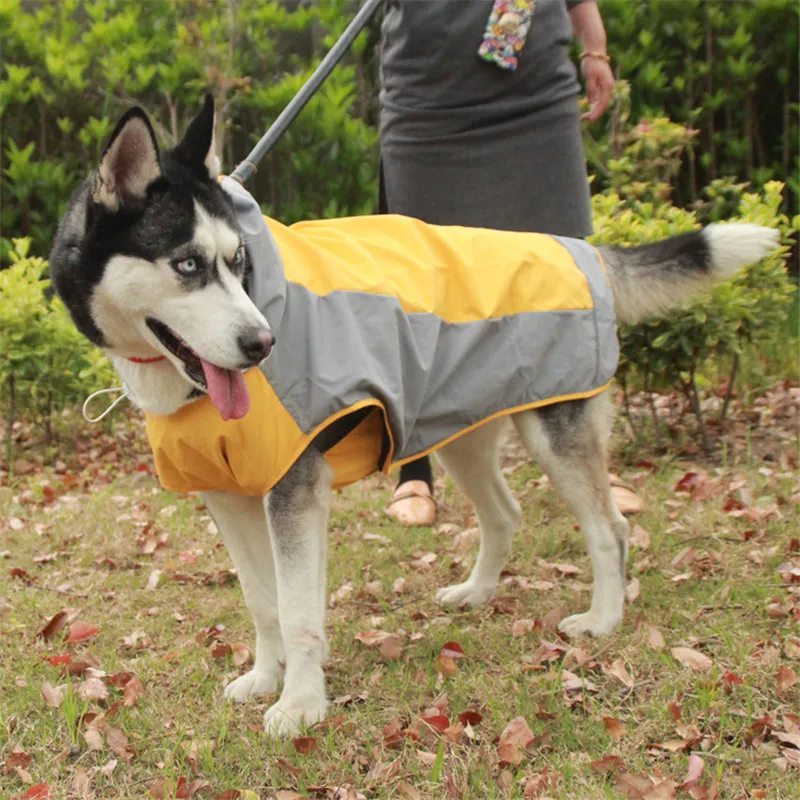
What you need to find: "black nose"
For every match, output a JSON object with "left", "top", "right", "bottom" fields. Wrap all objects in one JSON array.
[{"left": 238, "top": 329, "right": 275, "bottom": 363}]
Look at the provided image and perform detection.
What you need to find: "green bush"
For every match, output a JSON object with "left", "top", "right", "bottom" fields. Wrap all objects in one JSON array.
[
  {"left": 0, "top": 0, "right": 378, "bottom": 261},
  {"left": 589, "top": 102, "right": 798, "bottom": 452},
  {"left": 591, "top": 0, "right": 799, "bottom": 212},
  {"left": 0, "top": 239, "right": 116, "bottom": 452}
]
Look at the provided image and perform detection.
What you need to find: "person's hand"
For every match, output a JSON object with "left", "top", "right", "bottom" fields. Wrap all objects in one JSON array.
[{"left": 581, "top": 56, "right": 614, "bottom": 122}]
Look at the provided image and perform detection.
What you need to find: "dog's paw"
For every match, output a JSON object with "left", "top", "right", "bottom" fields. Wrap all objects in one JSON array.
[
  {"left": 224, "top": 664, "right": 282, "bottom": 702},
  {"left": 436, "top": 580, "right": 495, "bottom": 609},
  {"left": 558, "top": 611, "right": 621, "bottom": 638},
  {"left": 263, "top": 688, "right": 328, "bottom": 738}
]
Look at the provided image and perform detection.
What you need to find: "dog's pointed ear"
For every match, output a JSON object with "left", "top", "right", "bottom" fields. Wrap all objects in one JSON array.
[
  {"left": 173, "top": 94, "right": 220, "bottom": 179},
  {"left": 93, "top": 107, "right": 162, "bottom": 211}
]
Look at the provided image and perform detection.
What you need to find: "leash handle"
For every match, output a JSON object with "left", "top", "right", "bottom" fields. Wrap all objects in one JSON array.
[
  {"left": 82, "top": 385, "right": 130, "bottom": 423},
  {"left": 230, "top": 0, "right": 383, "bottom": 184}
]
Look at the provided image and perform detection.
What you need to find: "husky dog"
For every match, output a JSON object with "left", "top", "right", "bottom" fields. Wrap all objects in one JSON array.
[{"left": 50, "top": 97, "right": 779, "bottom": 737}]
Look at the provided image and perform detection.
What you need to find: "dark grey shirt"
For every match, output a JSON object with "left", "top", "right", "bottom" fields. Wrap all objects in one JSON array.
[{"left": 380, "top": 0, "right": 590, "bottom": 144}]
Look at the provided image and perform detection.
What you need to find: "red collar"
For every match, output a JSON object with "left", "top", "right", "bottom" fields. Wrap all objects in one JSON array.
[{"left": 125, "top": 355, "right": 167, "bottom": 364}]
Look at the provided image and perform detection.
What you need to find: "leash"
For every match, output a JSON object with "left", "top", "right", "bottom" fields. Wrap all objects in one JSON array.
[{"left": 230, "top": 0, "right": 382, "bottom": 185}]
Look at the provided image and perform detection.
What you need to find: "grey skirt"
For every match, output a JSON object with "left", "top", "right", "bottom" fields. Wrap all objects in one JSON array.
[{"left": 379, "top": 97, "right": 593, "bottom": 239}]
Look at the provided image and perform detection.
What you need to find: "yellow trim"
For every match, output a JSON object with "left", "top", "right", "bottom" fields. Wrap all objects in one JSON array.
[
  {"left": 312, "top": 379, "right": 614, "bottom": 477},
  {"left": 387, "top": 379, "right": 614, "bottom": 472},
  {"left": 282, "top": 398, "right": 396, "bottom": 490}
]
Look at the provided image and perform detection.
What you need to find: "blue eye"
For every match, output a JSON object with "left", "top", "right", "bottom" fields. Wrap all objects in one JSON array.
[
  {"left": 234, "top": 245, "right": 245, "bottom": 268},
  {"left": 175, "top": 257, "right": 198, "bottom": 275}
]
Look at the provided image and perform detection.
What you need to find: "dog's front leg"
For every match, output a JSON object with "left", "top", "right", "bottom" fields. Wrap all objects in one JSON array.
[
  {"left": 202, "top": 491, "right": 285, "bottom": 700},
  {"left": 263, "top": 448, "right": 332, "bottom": 737}
]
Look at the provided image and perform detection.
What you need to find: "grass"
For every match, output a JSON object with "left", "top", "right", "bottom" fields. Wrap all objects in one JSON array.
[{"left": 1, "top": 407, "right": 799, "bottom": 799}]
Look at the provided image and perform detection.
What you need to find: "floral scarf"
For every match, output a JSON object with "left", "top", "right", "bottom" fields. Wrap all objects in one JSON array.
[{"left": 477, "top": 0, "right": 537, "bottom": 71}]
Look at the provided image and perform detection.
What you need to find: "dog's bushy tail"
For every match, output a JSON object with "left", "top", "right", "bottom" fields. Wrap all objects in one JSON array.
[{"left": 598, "top": 223, "right": 780, "bottom": 324}]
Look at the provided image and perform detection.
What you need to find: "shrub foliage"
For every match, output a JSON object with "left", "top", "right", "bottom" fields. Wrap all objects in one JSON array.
[{"left": 0, "top": 0, "right": 796, "bottom": 446}]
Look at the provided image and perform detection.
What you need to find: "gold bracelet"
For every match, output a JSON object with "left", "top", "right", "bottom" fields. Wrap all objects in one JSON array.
[{"left": 580, "top": 51, "right": 611, "bottom": 64}]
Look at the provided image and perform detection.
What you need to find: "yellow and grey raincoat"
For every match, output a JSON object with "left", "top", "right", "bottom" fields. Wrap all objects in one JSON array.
[{"left": 144, "top": 178, "right": 618, "bottom": 496}]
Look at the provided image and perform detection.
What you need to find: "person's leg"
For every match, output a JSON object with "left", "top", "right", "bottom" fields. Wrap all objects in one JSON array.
[
  {"left": 398, "top": 456, "right": 433, "bottom": 488},
  {"left": 378, "top": 158, "right": 437, "bottom": 526},
  {"left": 385, "top": 454, "right": 436, "bottom": 526}
]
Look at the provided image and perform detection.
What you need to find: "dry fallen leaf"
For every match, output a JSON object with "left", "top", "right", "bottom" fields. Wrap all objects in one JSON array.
[
  {"left": 211, "top": 643, "right": 233, "bottom": 659},
  {"left": 354, "top": 629, "right": 403, "bottom": 661},
  {"left": 146, "top": 569, "right": 162, "bottom": 590},
  {"left": 602, "top": 658, "right": 635, "bottom": 688},
  {"left": 83, "top": 727, "right": 103, "bottom": 751},
  {"left": 670, "top": 546, "right": 698, "bottom": 569},
  {"left": 681, "top": 754, "right": 705, "bottom": 789},
  {"left": 777, "top": 665, "right": 800, "bottom": 693},
  {"left": 4, "top": 744, "right": 31, "bottom": 772},
  {"left": 105, "top": 724, "right": 134, "bottom": 761},
  {"left": 553, "top": 562, "right": 581, "bottom": 576},
  {"left": 77, "top": 677, "right": 109, "bottom": 702},
  {"left": 436, "top": 654, "right": 458, "bottom": 678},
  {"left": 420, "top": 712, "right": 450, "bottom": 734},
  {"left": 603, "top": 716, "right": 628, "bottom": 742},
  {"left": 646, "top": 626, "right": 666, "bottom": 651},
  {"left": 70, "top": 767, "right": 92, "bottom": 798},
  {"left": 65, "top": 621, "right": 101, "bottom": 644},
  {"left": 497, "top": 716, "right": 535, "bottom": 766},
  {"left": 21, "top": 784, "right": 51, "bottom": 799},
  {"left": 100, "top": 759, "right": 117, "bottom": 778},
  {"left": 674, "top": 470, "right": 706, "bottom": 495},
  {"left": 379, "top": 634, "right": 403, "bottom": 661},
  {"left": 443, "top": 719, "right": 464, "bottom": 744},
  {"left": 591, "top": 755, "right": 625, "bottom": 774},
  {"left": 616, "top": 772, "right": 677, "bottom": 799},
  {"left": 512, "top": 619, "right": 536, "bottom": 638},
  {"left": 440, "top": 641, "right": 466, "bottom": 659},
  {"left": 561, "top": 669, "right": 598, "bottom": 692},
  {"left": 458, "top": 710, "right": 483, "bottom": 727},
  {"left": 784, "top": 638, "right": 800, "bottom": 659},
  {"left": 232, "top": 643, "right": 252, "bottom": 667},
  {"left": 40, "top": 681, "right": 64, "bottom": 708},
  {"left": 629, "top": 524, "right": 651, "bottom": 551},
  {"left": 36, "top": 609, "right": 77, "bottom": 641},
  {"left": 396, "top": 783, "right": 422, "bottom": 800},
  {"left": 671, "top": 646, "right": 713, "bottom": 672},
  {"left": 774, "top": 730, "right": 800, "bottom": 749},
  {"left": 355, "top": 629, "right": 388, "bottom": 647},
  {"left": 292, "top": 735, "right": 317, "bottom": 755},
  {"left": 123, "top": 676, "right": 144, "bottom": 707}
]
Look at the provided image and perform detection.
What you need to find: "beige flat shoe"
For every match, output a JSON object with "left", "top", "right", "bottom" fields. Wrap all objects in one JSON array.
[
  {"left": 385, "top": 480, "right": 437, "bottom": 527},
  {"left": 609, "top": 474, "right": 644, "bottom": 515}
]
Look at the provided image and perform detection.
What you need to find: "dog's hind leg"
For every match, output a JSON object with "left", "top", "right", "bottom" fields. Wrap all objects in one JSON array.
[
  {"left": 514, "top": 393, "right": 629, "bottom": 637},
  {"left": 263, "top": 447, "right": 333, "bottom": 737},
  {"left": 202, "top": 491, "right": 285, "bottom": 701},
  {"left": 435, "top": 418, "right": 522, "bottom": 608}
]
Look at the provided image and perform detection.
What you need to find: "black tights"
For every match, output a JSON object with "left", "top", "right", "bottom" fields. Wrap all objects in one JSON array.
[
  {"left": 398, "top": 454, "right": 434, "bottom": 491},
  {"left": 379, "top": 163, "right": 435, "bottom": 492}
]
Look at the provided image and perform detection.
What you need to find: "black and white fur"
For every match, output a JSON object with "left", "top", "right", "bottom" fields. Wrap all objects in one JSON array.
[{"left": 50, "top": 98, "right": 780, "bottom": 737}]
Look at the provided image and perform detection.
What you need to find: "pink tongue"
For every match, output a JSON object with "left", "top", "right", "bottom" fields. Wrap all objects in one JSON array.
[{"left": 200, "top": 359, "right": 250, "bottom": 421}]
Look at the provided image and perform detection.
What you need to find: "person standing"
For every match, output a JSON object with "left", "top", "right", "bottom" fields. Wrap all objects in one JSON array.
[{"left": 379, "top": 0, "right": 614, "bottom": 526}]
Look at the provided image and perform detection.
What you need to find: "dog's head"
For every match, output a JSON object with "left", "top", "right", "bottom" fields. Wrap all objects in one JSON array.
[{"left": 50, "top": 96, "right": 272, "bottom": 421}]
